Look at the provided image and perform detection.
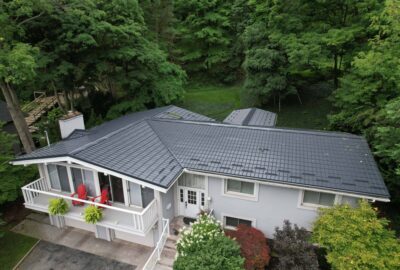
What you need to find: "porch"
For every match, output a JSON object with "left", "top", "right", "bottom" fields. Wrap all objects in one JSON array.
[{"left": 22, "top": 178, "right": 159, "bottom": 236}]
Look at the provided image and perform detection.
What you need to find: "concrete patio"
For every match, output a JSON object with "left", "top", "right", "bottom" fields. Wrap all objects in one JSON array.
[{"left": 12, "top": 212, "right": 152, "bottom": 269}]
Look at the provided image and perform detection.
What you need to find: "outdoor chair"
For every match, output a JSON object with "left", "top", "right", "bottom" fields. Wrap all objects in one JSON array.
[
  {"left": 91, "top": 188, "right": 111, "bottom": 208},
  {"left": 71, "top": 184, "right": 88, "bottom": 206}
]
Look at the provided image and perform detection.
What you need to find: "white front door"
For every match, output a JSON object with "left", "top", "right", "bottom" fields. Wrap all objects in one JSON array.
[{"left": 179, "top": 187, "right": 201, "bottom": 218}]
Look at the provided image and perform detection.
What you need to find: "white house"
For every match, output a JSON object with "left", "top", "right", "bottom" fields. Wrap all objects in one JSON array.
[{"left": 11, "top": 105, "right": 389, "bottom": 259}]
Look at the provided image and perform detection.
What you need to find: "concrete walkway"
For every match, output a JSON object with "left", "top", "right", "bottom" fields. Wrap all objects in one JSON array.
[
  {"left": 18, "top": 241, "right": 135, "bottom": 270},
  {"left": 12, "top": 213, "right": 152, "bottom": 269}
]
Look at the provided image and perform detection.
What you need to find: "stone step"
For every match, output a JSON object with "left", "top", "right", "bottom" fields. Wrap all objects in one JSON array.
[
  {"left": 161, "top": 247, "right": 176, "bottom": 260},
  {"left": 154, "top": 264, "right": 172, "bottom": 270},
  {"left": 159, "top": 257, "right": 174, "bottom": 267}
]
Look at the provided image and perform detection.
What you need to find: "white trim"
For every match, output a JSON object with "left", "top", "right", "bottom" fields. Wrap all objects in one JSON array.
[
  {"left": 222, "top": 178, "right": 259, "bottom": 201},
  {"left": 12, "top": 157, "right": 168, "bottom": 193},
  {"left": 297, "top": 190, "right": 340, "bottom": 210},
  {"left": 183, "top": 169, "right": 390, "bottom": 202},
  {"left": 221, "top": 213, "right": 256, "bottom": 230}
]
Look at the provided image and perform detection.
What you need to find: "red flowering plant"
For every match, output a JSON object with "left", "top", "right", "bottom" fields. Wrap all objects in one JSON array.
[{"left": 226, "top": 224, "right": 270, "bottom": 270}]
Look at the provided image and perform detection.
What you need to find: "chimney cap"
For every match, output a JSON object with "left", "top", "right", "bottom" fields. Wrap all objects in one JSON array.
[{"left": 60, "top": 110, "right": 82, "bottom": 121}]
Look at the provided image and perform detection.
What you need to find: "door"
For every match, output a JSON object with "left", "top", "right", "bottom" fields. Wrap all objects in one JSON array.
[
  {"left": 110, "top": 176, "right": 125, "bottom": 203},
  {"left": 179, "top": 188, "right": 201, "bottom": 218}
]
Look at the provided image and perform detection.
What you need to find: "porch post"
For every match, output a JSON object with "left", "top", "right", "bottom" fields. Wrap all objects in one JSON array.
[{"left": 154, "top": 190, "right": 163, "bottom": 238}]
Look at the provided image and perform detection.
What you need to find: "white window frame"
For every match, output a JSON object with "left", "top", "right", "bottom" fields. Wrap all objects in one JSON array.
[
  {"left": 221, "top": 213, "right": 256, "bottom": 230},
  {"left": 222, "top": 178, "right": 259, "bottom": 201},
  {"left": 298, "top": 190, "right": 340, "bottom": 210}
]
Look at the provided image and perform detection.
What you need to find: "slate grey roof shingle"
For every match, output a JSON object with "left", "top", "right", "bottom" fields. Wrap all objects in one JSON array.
[
  {"left": 223, "top": 108, "right": 277, "bottom": 127},
  {"left": 14, "top": 106, "right": 389, "bottom": 199}
]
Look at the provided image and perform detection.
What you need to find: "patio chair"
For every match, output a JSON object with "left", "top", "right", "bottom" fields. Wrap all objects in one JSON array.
[
  {"left": 91, "top": 188, "right": 111, "bottom": 208},
  {"left": 71, "top": 184, "right": 88, "bottom": 206}
]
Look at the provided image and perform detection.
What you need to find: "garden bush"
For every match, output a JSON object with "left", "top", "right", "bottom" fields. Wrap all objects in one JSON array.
[
  {"left": 312, "top": 200, "right": 400, "bottom": 270},
  {"left": 84, "top": 205, "right": 103, "bottom": 224},
  {"left": 48, "top": 198, "right": 69, "bottom": 216},
  {"left": 174, "top": 214, "right": 244, "bottom": 270},
  {"left": 272, "top": 220, "right": 318, "bottom": 270},
  {"left": 226, "top": 224, "right": 270, "bottom": 270}
]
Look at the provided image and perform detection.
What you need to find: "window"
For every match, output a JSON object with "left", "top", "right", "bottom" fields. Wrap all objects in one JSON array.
[
  {"left": 225, "top": 179, "right": 255, "bottom": 196},
  {"left": 302, "top": 191, "right": 335, "bottom": 207},
  {"left": 187, "top": 190, "right": 197, "bottom": 205},
  {"left": 224, "top": 216, "right": 253, "bottom": 229},
  {"left": 47, "top": 164, "right": 70, "bottom": 192},
  {"left": 178, "top": 174, "right": 205, "bottom": 189},
  {"left": 341, "top": 196, "right": 360, "bottom": 207},
  {"left": 71, "top": 167, "right": 95, "bottom": 196},
  {"left": 180, "top": 189, "right": 184, "bottom": 202},
  {"left": 201, "top": 192, "right": 205, "bottom": 207}
]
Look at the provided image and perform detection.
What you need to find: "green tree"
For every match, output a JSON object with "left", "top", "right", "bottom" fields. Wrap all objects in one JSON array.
[
  {"left": 330, "top": 0, "right": 400, "bottom": 203},
  {"left": 0, "top": 122, "right": 38, "bottom": 204},
  {"left": 174, "top": 0, "right": 237, "bottom": 81},
  {"left": 312, "top": 200, "right": 400, "bottom": 270}
]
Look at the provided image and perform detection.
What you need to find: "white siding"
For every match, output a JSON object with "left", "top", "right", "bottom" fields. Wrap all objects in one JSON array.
[{"left": 208, "top": 176, "right": 318, "bottom": 237}]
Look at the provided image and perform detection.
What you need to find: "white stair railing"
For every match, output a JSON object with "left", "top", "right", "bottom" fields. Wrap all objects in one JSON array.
[{"left": 143, "top": 218, "right": 170, "bottom": 270}]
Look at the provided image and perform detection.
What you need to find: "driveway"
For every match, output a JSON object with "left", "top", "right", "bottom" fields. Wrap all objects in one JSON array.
[{"left": 17, "top": 241, "right": 135, "bottom": 270}]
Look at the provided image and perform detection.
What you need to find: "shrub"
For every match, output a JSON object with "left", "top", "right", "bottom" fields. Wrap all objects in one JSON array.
[
  {"left": 174, "top": 214, "right": 244, "bottom": 270},
  {"left": 226, "top": 224, "right": 270, "bottom": 270},
  {"left": 84, "top": 205, "right": 103, "bottom": 224},
  {"left": 272, "top": 220, "right": 318, "bottom": 270},
  {"left": 48, "top": 198, "right": 69, "bottom": 216},
  {"left": 312, "top": 200, "right": 400, "bottom": 270}
]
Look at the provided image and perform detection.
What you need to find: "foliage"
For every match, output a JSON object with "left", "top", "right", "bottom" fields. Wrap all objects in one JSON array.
[
  {"left": 83, "top": 205, "right": 103, "bottom": 224},
  {"left": 48, "top": 198, "right": 69, "bottom": 216},
  {"left": 272, "top": 220, "right": 319, "bottom": 270},
  {"left": 329, "top": 0, "right": 400, "bottom": 204},
  {"left": 225, "top": 224, "right": 270, "bottom": 270},
  {"left": 174, "top": 214, "right": 244, "bottom": 270},
  {"left": 35, "top": 107, "right": 64, "bottom": 144},
  {"left": 312, "top": 200, "right": 400, "bottom": 270},
  {"left": 0, "top": 122, "right": 38, "bottom": 205}
]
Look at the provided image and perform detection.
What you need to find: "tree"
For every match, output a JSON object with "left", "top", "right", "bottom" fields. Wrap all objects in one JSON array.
[
  {"left": 0, "top": 122, "right": 38, "bottom": 204},
  {"left": 174, "top": 214, "right": 244, "bottom": 270},
  {"left": 312, "top": 200, "right": 400, "bottom": 270},
  {"left": 226, "top": 224, "right": 270, "bottom": 270},
  {"left": 273, "top": 220, "right": 319, "bottom": 270},
  {"left": 174, "top": 0, "right": 236, "bottom": 81},
  {"left": 329, "top": 0, "right": 400, "bottom": 204}
]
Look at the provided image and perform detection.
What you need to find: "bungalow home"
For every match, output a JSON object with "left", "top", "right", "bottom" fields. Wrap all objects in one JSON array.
[{"left": 12, "top": 106, "right": 390, "bottom": 249}]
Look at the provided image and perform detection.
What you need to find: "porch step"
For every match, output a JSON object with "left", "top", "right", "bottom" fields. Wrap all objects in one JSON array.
[
  {"left": 154, "top": 264, "right": 173, "bottom": 270},
  {"left": 155, "top": 237, "right": 177, "bottom": 269}
]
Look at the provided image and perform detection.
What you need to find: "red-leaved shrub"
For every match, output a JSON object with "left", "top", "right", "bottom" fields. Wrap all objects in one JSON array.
[{"left": 226, "top": 224, "right": 270, "bottom": 270}]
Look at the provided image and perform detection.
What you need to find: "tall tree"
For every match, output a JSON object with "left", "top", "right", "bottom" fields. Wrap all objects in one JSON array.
[
  {"left": 330, "top": 0, "right": 400, "bottom": 203},
  {"left": 0, "top": 0, "right": 51, "bottom": 153}
]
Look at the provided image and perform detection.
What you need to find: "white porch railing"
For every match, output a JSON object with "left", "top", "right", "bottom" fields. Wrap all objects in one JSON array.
[
  {"left": 22, "top": 178, "right": 158, "bottom": 234},
  {"left": 143, "top": 218, "right": 170, "bottom": 270}
]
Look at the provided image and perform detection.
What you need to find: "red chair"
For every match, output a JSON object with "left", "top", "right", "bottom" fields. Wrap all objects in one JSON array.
[
  {"left": 91, "top": 188, "right": 111, "bottom": 208},
  {"left": 71, "top": 184, "right": 88, "bottom": 206}
]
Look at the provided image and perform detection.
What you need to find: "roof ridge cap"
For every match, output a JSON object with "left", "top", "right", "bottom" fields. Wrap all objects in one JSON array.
[
  {"left": 146, "top": 119, "right": 184, "bottom": 168},
  {"left": 148, "top": 117, "right": 361, "bottom": 139},
  {"left": 70, "top": 119, "right": 147, "bottom": 155}
]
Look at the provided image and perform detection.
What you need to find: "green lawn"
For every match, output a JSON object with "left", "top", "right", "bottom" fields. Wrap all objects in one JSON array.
[
  {"left": 176, "top": 83, "right": 333, "bottom": 130},
  {"left": 0, "top": 226, "right": 38, "bottom": 269}
]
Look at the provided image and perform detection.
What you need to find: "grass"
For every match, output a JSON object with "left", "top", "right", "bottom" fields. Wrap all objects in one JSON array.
[
  {"left": 176, "top": 82, "right": 333, "bottom": 130},
  {"left": 0, "top": 225, "right": 38, "bottom": 269}
]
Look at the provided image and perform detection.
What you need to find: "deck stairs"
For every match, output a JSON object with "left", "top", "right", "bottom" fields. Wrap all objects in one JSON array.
[
  {"left": 22, "top": 92, "right": 58, "bottom": 132},
  {"left": 154, "top": 235, "right": 178, "bottom": 270}
]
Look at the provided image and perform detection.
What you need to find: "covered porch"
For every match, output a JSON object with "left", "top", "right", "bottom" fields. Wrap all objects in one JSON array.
[{"left": 22, "top": 177, "right": 159, "bottom": 236}]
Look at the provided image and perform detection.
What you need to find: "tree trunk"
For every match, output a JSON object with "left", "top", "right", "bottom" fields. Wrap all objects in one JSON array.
[
  {"left": 333, "top": 53, "right": 339, "bottom": 89},
  {"left": 52, "top": 82, "right": 67, "bottom": 113},
  {"left": 1, "top": 81, "right": 35, "bottom": 153}
]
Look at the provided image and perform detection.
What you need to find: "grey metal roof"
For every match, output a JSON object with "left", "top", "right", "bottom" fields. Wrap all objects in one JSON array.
[
  {"left": 223, "top": 108, "right": 277, "bottom": 127},
  {"left": 14, "top": 106, "right": 389, "bottom": 199},
  {"left": 155, "top": 106, "right": 215, "bottom": 122},
  {"left": 0, "top": 100, "right": 12, "bottom": 123}
]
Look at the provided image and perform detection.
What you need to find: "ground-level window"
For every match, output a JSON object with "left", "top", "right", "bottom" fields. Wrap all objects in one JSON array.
[
  {"left": 341, "top": 195, "right": 360, "bottom": 207},
  {"left": 224, "top": 215, "right": 253, "bottom": 229},
  {"left": 225, "top": 179, "right": 256, "bottom": 197},
  {"left": 302, "top": 190, "right": 335, "bottom": 207}
]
